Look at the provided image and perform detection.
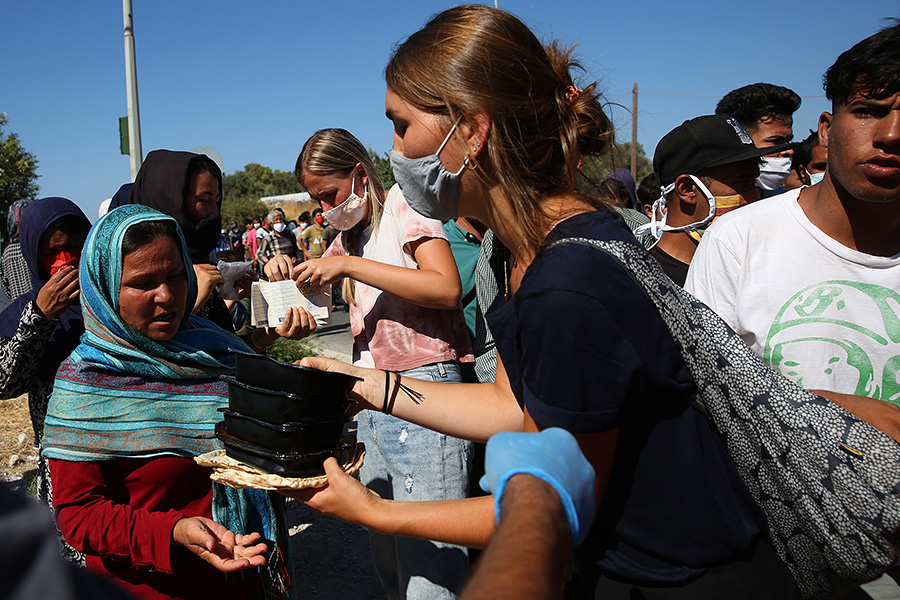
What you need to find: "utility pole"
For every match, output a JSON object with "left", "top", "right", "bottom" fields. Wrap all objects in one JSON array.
[
  {"left": 631, "top": 83, "right": 638, "bottom": 176},
  {"left": 123, "top": 0, "right": 143, "bottom": 180}
]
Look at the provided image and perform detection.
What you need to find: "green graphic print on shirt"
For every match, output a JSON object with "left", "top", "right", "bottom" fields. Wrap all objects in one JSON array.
[{"left": 764, "top": 281, "right": 900, "bottom": 406}]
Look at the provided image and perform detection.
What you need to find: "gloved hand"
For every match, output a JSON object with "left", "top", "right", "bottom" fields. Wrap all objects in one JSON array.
[{"left": 479, "top": 428, "right": 596, "bottom": 547}]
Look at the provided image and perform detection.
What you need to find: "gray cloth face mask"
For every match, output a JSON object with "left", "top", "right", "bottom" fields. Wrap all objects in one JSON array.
[{"left": 389, "top": 117, "right": 464, "bottom": 222}]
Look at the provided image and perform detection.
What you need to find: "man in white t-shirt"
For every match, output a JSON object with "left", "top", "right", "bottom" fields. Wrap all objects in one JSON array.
[{"left": 686, "top": 22, "right": 900, "bottom": 438}]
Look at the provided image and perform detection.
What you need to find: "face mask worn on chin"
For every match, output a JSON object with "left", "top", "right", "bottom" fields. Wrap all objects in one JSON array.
[
  {"left": 323, "top": 174, "right": 370, "bottom": 231},
  {"left": 389, "top": 116, "right": 466, "bottom": 222},
  {"left": 634, "top": 175, "right": 719, "bottom": 241},
  {"left": 39, "top": 250, "right": 80, "bottom": 277},
  {"left": 684, "top": 186, "right": 761, "bottom": 242},
  {"left": 757, "top": 156, "right": 793, "bottom": 191},
  {"left": 807, "top": 170, "right": 825, "bottom": 186}
]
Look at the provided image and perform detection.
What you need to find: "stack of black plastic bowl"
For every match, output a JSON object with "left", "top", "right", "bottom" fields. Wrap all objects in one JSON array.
[{"left": 217, "top": 351, "right": 360, "bottom": 477}]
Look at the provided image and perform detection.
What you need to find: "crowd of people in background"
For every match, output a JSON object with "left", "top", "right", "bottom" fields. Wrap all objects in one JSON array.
[{"left": 2, "top": 5, "right": 900, "bottom": 600}]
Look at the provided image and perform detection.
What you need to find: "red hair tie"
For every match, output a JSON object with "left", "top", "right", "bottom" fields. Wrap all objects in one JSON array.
[{"left": 565, "top": 84, "right": 583, "bottom": 102}]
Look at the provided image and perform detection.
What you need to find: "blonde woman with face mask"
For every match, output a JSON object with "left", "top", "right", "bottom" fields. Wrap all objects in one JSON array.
[
  {"left": 264, "top": 128, "right": 474, "bottom": 600},
  {"left": 284, "top": 6, "right": 799, "bottom": 600}
]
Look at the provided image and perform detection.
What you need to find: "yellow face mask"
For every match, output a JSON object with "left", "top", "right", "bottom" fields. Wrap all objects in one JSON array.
[{"left": 686, "top": 187, "right": 760, "bottom": 243}]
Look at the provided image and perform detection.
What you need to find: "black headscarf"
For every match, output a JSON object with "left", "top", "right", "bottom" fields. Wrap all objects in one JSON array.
[
  {"left": 129, "top": 150, "right": 223, "bottom": 264},
  {"left": 0, "top": 197, "right": 91, "bottom": 382}
]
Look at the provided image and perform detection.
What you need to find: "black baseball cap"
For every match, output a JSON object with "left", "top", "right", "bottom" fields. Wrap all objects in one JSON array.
[{"left": 653, "top": 114, "right": 794, "bottom": 187}]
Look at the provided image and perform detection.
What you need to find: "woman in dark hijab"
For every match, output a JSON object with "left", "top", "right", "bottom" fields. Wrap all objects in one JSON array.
[
  {"left": 125, "top": 150, "right": 235, "bottom": 330},
  {"left": 0, "top": 198, "right": 91, "bottom": 559}
]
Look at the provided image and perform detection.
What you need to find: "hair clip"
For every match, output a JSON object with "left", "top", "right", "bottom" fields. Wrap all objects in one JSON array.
[{"left": 565, "top": 84, "right": 583, "bottom": 102}]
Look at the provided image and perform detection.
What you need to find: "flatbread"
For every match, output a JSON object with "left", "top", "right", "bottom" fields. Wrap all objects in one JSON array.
[{"left": 195, "top": 442, "right": 365, "bottom": 491}]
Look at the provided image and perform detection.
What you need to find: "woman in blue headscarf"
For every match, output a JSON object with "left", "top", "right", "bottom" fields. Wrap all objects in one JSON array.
[{"left": 43, "top": 205, "right": 291, "bottom": 600}]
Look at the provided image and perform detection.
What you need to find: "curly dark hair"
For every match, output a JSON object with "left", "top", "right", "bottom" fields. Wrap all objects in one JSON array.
[
  {"left": 715, "top": 83, "right": 801, "bottom": 132},
  {"left": 824, "top": 19, "right": 900, "bottom": 106}
]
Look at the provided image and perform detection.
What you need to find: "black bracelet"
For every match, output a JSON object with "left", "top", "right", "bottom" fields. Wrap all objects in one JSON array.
[
  {"left": 385, "top": 372, "right": 402, "bottom": 416},
  {"left": 382, "top": 370, "right": 392, "bottom": 414}
]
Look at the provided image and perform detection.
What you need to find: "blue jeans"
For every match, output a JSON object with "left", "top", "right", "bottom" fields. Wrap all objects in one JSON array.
[{"left": 357, "top": 362, "right": 474, "bottom": 600}]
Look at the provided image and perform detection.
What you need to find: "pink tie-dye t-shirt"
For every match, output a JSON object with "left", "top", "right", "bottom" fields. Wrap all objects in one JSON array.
[{"left": 322, "top": 185, "right": 473, "bottom": 371}]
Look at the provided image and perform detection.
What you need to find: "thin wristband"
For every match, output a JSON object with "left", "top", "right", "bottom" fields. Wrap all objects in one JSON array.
[
  {"left": 382, "top": 370, "right": 392, "bottom": 414},
  {"left": 395, "top": 375, "right": 424, "bottom": 405}
]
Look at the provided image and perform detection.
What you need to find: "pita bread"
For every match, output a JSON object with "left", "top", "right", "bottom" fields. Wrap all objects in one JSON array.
[{"left": 195, "top": 442, "right": 365, "bottom": 491}]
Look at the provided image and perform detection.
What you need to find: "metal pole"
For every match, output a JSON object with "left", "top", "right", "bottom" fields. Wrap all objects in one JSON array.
[
  {"left": 123, "top": 0, "right": 143, "bottom": 180},
  {"left": 631, "top": 83, "right": 638, "bottom": 176}
]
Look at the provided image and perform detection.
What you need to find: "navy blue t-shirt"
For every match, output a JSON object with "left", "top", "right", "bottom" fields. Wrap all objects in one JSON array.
[{"left": 487, "top": 209, "right": 765, "bottom": 584}]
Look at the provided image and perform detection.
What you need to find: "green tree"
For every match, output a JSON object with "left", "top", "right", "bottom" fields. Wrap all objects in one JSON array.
[
  {"left": 369, "top": 148, "right": 395, "bottom": 189},
  {"left": 221, "top": 195, "right": 268, "bottom": 225},
  {"left": 577, "top": 142, "right": 653, "bottom": 203},
  {"left": 0, "top": 113, "right": 40, "bottom": 213},
  {"left": 222, "top": 163, "right": 307, "bottom": 225}
]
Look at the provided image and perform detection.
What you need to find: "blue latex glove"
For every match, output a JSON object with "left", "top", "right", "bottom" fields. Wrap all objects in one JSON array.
[{"left": 479, "top": 428, "right": 596, "bottom": 548}]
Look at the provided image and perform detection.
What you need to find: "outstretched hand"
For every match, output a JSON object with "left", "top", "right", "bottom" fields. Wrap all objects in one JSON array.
[
  {"left": 35, "top": 265, "right": 80, "bottom": 320},
  {"left": 172, "top": 516, "right": 267, "bottom": 572},
  {"left": 297, "top": 357, "right": 379, "bottom": 411},
  {"left": 281, "top": 457, "right": 382, "bottom": 525}
]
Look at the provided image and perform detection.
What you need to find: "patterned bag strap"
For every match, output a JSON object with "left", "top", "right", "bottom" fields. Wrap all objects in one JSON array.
[{"left": 550, "top": 236, "right": 900, "bottom": 598}]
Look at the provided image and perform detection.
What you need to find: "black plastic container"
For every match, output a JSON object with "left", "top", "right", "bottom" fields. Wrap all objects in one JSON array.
[
  {"left": 221, "top": 375, "right": 354, "bottom": 424},
  {"left": 218, "top": 408, "right": 346, "bottom": 453},
  {"left": 232, "top": 350, "right": 359, "bottom": 398},
  {"left": 216, "top": 421, "right": 347, "bottom": 477}
]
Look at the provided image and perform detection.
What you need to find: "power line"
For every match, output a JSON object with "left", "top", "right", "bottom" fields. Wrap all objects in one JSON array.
[{"left": 639, "top": 90, "right": 825, "bottom": 98}]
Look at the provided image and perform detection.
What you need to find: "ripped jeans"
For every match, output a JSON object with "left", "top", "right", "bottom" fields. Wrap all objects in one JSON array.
[{"left": 357, "top": 361, "right": 474, "bottom": 600}]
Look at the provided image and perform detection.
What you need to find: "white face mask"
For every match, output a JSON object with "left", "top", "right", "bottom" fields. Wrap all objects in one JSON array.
[
  {"left": 253, "top": 223, "right": 261, "bottom": 229},
  {"left": 322, "top": 174, "right": 369, "bottom": 231},
  {"left": 273, "top": 222, "right": 286, "bottom": 233},
  {"left": 757, "top": 156, "right": 793, "bottom": 191},
  {"left": 634, "top": 175, "right": 718, "bottom": 240},
  {"left": 807, "top": 170, "right": 825, "bottom": 186}
]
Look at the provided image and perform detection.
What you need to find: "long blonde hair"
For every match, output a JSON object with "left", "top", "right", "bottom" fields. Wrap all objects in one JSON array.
[
  {"left": 386, "top": 4, "right": 614, "bottom": 254},
  {"left": 295, "top": 128, "right": 385, "bottom": 305}
]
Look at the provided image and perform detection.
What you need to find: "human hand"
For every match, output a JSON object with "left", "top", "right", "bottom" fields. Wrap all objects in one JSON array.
[
  {"left": 292, "top": 257, "right": 348, "bottom": 289},
  {"left": 172, "top": 516, "right": 268, "bottom": 572},
  {"left": 264, "top": 255, "right": 294, "bottom": 282},
  {"left": 479, "top": 428, "right": 596, "bottom": 547},
  {"left": 193, "top": 264, "right": 225, "bottom": 313},
  {"left": 35, "top": 266, "right": 80, "bottom": 320},
  {"left": 271, "top": 306, "right": 316, "bottom": 340},
  {"left": 282, "top": 457, "right": 382, "bottom": 526},
  {"left": 298, "top": 357, "right": 378, "bottom": 410}
]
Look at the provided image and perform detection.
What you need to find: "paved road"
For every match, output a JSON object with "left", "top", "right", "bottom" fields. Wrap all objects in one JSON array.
[{"left": 311, "top": 306, "right": 352, "bottom": 362}]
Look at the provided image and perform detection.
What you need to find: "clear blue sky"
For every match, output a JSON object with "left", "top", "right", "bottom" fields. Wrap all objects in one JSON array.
[{"left": 3, "top": 1, "right": 898, "bottom": 220}]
